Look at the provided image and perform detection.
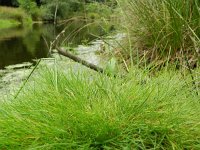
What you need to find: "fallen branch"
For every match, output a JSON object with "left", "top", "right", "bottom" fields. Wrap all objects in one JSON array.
[{"left": 56, "top": 47, "right": 104, "bottom": 74}]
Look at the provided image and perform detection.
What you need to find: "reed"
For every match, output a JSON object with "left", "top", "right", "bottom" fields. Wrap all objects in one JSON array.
[{"left": 117, "top": 0, "right": 200, "bottom": 68}]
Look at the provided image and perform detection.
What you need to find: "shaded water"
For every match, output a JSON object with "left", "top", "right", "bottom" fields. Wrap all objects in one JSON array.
[
  {"left": 0, "top": 22, "right": 124, "bottom": 98},
  {"left": 0, "top": 21, "right": 105, "bottom": 69}
]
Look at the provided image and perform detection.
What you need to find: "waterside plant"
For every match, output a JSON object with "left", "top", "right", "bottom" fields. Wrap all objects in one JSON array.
[
  {"left": 0, "top": 6, "right": 31, "bottom": 29},
  {"left": 117, "top": 0, "right": 200, "bottom": 68},
  {"left": 0, "top": 66, "right": 199, "bottom": 149}
]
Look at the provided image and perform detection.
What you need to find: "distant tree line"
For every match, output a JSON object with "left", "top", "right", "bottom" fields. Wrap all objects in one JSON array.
[
  {"left": 0, "top": 0, "right": 116, "bottom": 21},
  {"left": 0, "top": 0, "right": 18, "bottom": 6},
  {"left": 0, "top": 0, "right": 41, "bottom": 7},
  {"left": 0, "top": 0, "right": 107, "bottom": 7}
]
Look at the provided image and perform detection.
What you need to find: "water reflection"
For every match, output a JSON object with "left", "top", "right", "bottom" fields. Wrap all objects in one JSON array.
[
  {"left": 0, "top": 21, "right": 106, "bottom": 69},
  {"left": 0, "top": 25, "right": 48, "bottom": 69}
]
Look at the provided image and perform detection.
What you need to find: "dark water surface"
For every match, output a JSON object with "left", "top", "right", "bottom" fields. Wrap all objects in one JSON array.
[{"left": 0, "top": 21, "right": 105, "bottom": 69}]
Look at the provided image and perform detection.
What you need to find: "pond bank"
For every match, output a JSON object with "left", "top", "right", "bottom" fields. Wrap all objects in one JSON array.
[
  {"left": 0, "top": 33, "right": 125, "bottom": 99},
  {"left": 0, "top": 53, "right": 199, "bottom": 149},
  {"left": 0, "top": 19, "right": 21, "bottom": 29},
  {"left": 0, "top": 6, "right": 32, "bottom": 29}
]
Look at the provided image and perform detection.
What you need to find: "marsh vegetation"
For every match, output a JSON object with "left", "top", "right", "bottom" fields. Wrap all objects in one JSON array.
[{"left": 0, "top": 0, "right": 199, "bottom": 149}]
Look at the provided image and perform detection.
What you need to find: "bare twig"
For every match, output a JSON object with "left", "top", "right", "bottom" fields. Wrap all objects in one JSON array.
[{"left": 56, "top": 47, "right": 104, "bottom": 73}]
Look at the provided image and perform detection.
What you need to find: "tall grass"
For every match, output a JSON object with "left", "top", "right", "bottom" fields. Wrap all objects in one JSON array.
[
  {"left": 0, "top": 19, "right": 20, "bottom": 29},
  {"left": 0, "top": 66, "right": 199, "bottom": 149},
  {"left": 0, "top": 6, "right": 31, "bottom": 26},
  {"left": 117, "top": 0, "right": 200, "bottom": 68},
  {"left": 0, "top": 6, "right": 25, "bottom": 21}
]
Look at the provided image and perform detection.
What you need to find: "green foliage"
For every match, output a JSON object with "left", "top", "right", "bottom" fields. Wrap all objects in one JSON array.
[
  {"left": 17, "top": 0, "right": 41, "bottom": 20},
  {"left": 0, "top": 6, "right": 31, "bottom": 26},
  {"left": 0, "top": 66, "right": 199, "bottom": 149},
  {"left": 13, "top": 0, "right": 114, "bottom": 21},
  {"left": 18, "top": 0, "right": 37, "bottom": 13},
  {"left": 118, "top": 0, "right": 200, "bottom": 68},
  {"left": 86, "top": 2, "right": 112, "bottom": 19},
  {"left": 0, "top": 6, "right": 25, "bottom": 22},
  {"left": 105, "top": 57, "right": 117, "bottom": 76},
  {"left": 0, "top": 19, "right": 20, "bottom": 29},
  {"left": 39, "top": 0, "right": 84, "bottom": 20}
]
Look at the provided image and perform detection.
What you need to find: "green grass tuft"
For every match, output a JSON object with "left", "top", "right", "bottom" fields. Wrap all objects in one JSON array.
[
  {"left": 0, "top": 6, "right": 31, "bottom": 27},
  {"left": 0, "top": 19, "right": 20, "bottom": 29},
  {"left": 0, "top": 66, "right": 199, "bottom": 149},
  {"left": 117, "top": 0, "right": 200, "bottom": 68}
]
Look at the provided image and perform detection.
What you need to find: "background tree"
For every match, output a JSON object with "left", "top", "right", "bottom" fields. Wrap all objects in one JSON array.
[
  {"left": 0, "top": 0, "right": 18, "bottom": 6},
  {"left": 40, "top": 0, "right": 84, "bottom": 21}
]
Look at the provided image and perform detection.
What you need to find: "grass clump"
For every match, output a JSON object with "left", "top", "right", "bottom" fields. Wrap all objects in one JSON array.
[
  {"left": 0, "top": 66, "right": 199, "bottom": 149},
  {"left": 117, "top": 0, "right": 200, "bottom": 68},
  {"left": 0, "top": 6, "right": 31, "bottom": 27},
  {"left": 0, "top": 19, "right": 20, "bottom": 29}
]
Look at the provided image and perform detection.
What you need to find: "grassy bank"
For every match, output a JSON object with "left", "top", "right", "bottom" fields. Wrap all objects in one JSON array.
[
  {"left": 0, "top": 19, "right": 20, "bottom": 29},
  {"left": 0, "top": 6, "right": 31, "bottom": 29},
  {"left": 0, "top": 66, "right": 199, "bottom": 149},
  {"left": 0, "top": 1, "right": 199, "bottom": 149},
  {"left": 117, "top": 0, "right": 200, "bottom": 68}
]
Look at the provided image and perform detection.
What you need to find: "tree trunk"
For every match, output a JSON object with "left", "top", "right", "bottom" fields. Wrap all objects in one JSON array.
[{"left": 54, "top": 3, "right": 58, "bottom": 25}]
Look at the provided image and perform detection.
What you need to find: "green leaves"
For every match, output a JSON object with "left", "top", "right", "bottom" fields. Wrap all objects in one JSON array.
[
  {"left": 105, "top": 57, "right": 117, "bottom": 76},
  {"left": 18, "top": 0, "right": 37, "bottom": 13}
]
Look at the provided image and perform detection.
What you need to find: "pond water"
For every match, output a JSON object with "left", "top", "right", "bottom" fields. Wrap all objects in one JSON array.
[
  {"left": 0, "top": 21, "right": 124, "bottom": 98},
  {"left": 0, "top": 21, "right": 106, "bottom": 69}
]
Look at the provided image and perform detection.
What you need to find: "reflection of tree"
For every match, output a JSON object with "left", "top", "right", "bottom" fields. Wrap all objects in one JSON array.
[
  {"left": 0, "top": 38, "right": 32, "bottom": 68},
  {"left": 59, "top": 21, "right": 107, "bottom": 46},
  {"left": 22, "top": 25, "right": 41, "bottom": 56},
  {"left": 0, "top": 27, "right": 28, "bottom": 40},
  {"left": 41, "top": 24, "right": 56, "bottom": 42},
  {"left": 0, "top": 24, "right": 48, "bottom": 68},
  {"left": 0, "top": 21, "right": 108, "bottom": 68}
]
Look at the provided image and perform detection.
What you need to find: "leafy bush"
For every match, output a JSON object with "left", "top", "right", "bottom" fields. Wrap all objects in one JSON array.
[
  {"left": 18, "top": 0, "right": 37, "bottom": 13},
  {"left": 86, "top": 2, "right": 112, "bottom": 19},
  {"left": 17, "top": 0, "right": 41, "bottom": 20},
  {"left": 39, "top": 0, "right": 84, "bottom": 20}
]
